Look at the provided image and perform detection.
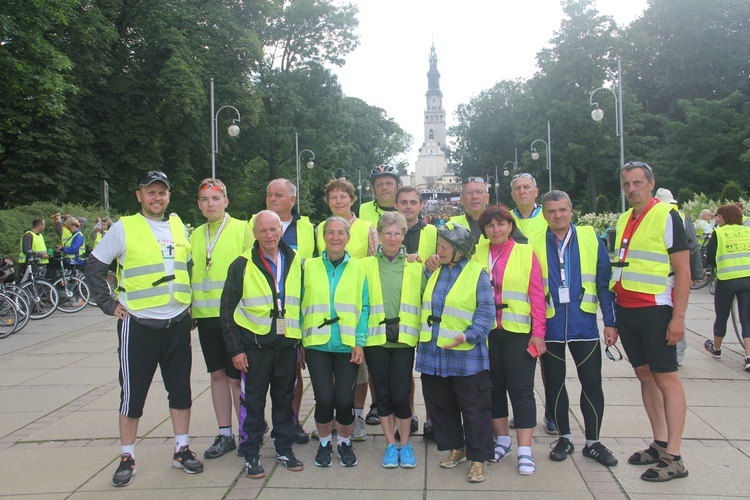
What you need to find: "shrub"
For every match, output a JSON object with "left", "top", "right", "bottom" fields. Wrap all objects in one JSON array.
[
  {"left": 720, "top": 180, "right": 747, "bottom": 203},
  {"left": 575, "top": 212, "right": 620, "bottom": 235},
  {"left": 595, "top": 194, "right": 609, "bottom": 214}
]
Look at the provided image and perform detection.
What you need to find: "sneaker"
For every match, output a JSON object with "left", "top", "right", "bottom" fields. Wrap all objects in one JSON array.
[
  {"left": 311, "top": 424, "right": 337, "bottom": 440},
  {"left": 549, "top": 437, "right": 574, "bottom": 462},
  {"left": 744, "top": 357, "right": 750, "bottom": 371},
  {"left": 276, "top": 451, "right": 304, "bottom": 471},
  {"left": 204, "top": 434, "right": 236, "bottom": 459},
  {"left": 544, "top": 416, "right": 558, "bottom": 435},
  {"left": 112, "top": 454, "right": 136, "bottom": 487},
  {"left": 382, "top": 443, "right": 399, "bottom": 468},
  {"left": 423, "top": 422, "right": 434, "bottom": 440},
  {"left": 410, "top": 415, "right": 419, "bottom": 434},
  {"left": 351, "top": 416, "right": 368, "bottom": 441},
  {"left": 172, "top": 445, "right": 204, "bottom": 474},
  {"left": 294, "top": 422, "right": 310, "bottom": 444},
  {"left": 399, "top": 442, "right": 417, "bottom": 468},
  {"left": 244, "top": 455, "right": 265, "bottom": 479},
  {"left": 365, "top": 405, "right": 380, "bottom": 425},
  {"left": 440, "top": 449, "right": 467, "bottom": 468},
  {"left": 582, "top": 442, "right": 618, "bottom": 466},
  {"left": 314, "top": 442, "right": 333, "bottom": 467},
  {"left": 338, "top": 442, "right": 358, "bottom": 467},
  {"left": 467, "top": 461, "right": 486, "bottom": 483},
  {"left": 704, "top": 339, "right": 722, "bottom": 359}
]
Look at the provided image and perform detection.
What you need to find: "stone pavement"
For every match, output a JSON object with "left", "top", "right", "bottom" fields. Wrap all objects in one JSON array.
[{"left": 0, "top": 287, "right": 749, "bottom": 499}]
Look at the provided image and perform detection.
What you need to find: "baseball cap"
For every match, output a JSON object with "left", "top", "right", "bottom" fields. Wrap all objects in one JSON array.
[
  {"left": 655, "top": 187, "right": 677, "bottom": 204},
  {"left": 138, "top": 170, "right": 170, "bottom": 189}
]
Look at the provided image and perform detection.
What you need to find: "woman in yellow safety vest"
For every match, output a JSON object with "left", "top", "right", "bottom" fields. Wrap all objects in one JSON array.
[
  {"left": 704, "top": 204, "right": 750, "bottom": 371},
  {"left": 474, "top": 205, "right": 546, "bottom": 475},
  {"left": 363, "top": 211, "right": 425, "bottom": 469},
  {"left": 300, "top": 216, "right": 369, "bottom": 468},
  {"left": 315, "top": 178, "right": 378, "bottom": 259},
  {"left": 416, "top": 221, "right": 495, "bottom": 483}
]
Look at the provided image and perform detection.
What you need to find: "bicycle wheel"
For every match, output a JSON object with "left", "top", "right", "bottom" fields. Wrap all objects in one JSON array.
[
  {"left": 708, "top": 273, "right": 716, "bottom": 295},
  {"left": 690, "top": 268, "right": 712, "bottom": 290},
  {"left": 731, "top": 297, "right": 743, "bottom": 345},
  {"left": 53, "top": 276, "right": 89, "bottom": 313},
  {"left": 21, "top": 280, "right": 59, "bottom": 319},
  {"left": 0, "top": 293, "right": 18, "bottom": 339},
  {"left": 2, "top": 289, "right": 30, "bottom": 334}
]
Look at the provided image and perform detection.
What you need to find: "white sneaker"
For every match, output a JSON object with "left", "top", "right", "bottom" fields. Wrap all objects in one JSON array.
[{"left": 351, "top": 416, "right": 368, "bottom": 441}]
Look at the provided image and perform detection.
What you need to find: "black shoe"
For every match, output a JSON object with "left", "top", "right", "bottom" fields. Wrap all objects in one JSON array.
[
  {"left": 338, "top": 442, "right": 358, "bottom": 467},
  {"left": 365, "top": 406, "right": 379, "bottom": 425},
  {"left": 244, "top": 455, "right": 265, "bottom": 479},
  {"left": 294, "top": 422, "right": 310, "bottom": 444},
  {"left": 112, "top": 454, "right": 136, "bottom": 487},
  {"left": 204, "top": 434, "right": 236, "bottom": 459},
  {"left": 315, "top": 442, "right": 333, "bottom": 467},
  {"left": 276, "top": 451, "right": 304, "bottom": 471},
  {"left": 423, "top": 422, "right": 434, "bottom": 440},
  {"left": 549, "top": 437, "right": 574, "bottom": 462},
  {"left": 410, "top": 416, "right": 419, "bottom": 434},
  {"left": 544, "top": 416, "right": 558, "bottom": 435},
  {"left": 172, "top": 446, "right": 204, "bottom": 474},
  {"left": 583, "top": 442, "right": 618, "bottom": 466},
  {"left": 704, "top": 339, "right": 722, "bottom": 359}
]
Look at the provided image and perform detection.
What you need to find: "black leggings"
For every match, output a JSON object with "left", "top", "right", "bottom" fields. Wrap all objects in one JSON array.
[
  {"left": 487, "top": 329, "right": 537, "bottom": 428},
  {"left": 714, "top": 276, "right": 750, "bottom": 339},
  {"left": 305, "top": 349, "right": 359, "bottom": 426},
  {"left": 541, "top": 340, "right": 604, "bottom": 440},
  {"left": 364, "top": 346, "right": 414, "bottom": 419}
]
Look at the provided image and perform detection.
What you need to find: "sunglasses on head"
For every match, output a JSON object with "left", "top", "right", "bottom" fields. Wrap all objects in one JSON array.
[
  {"left": 199, "top": 181, "right": 226, "bottom": 194},
  {"left": 621, "top": 161, "right": 653, "bottom": 175},
  {"left": 146, "top": 170, "right": 168, "bottom": 179},
  {"left": 463, "top": 176, "right": 486, "bottom": 184},
  {"left": 605, "top": 344, "right": 623, "bottom": 362},
  {"left": 512, "top": 173, "right": 534, "bottom": 181}
]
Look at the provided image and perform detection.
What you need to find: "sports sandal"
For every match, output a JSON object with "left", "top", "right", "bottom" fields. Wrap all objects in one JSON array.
[
  {"left": 627, "top": 442, "right": 665, "bottom": 465},
  {"left": 640, "top": 454, "right": 688, "bottom": 482},
  {"left": 517, "top": 454, "right": 536, "bottom": 475},
  {"left": 489, "top": 442, "right": 513, "bottom": 463}
]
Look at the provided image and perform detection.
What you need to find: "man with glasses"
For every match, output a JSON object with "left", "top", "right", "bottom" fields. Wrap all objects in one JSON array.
[
  {"left": 611, "top": 161, "right": 690, "bottom": 482},
  {"left": 529, "top": 190, "right": 618, "bottom": 467},
  {"left": 85, "top": 171, "right": 203, "bottom": 487},
  {"left": 191, "top": 178, "right": 254, "bottom": 459},
  {"left": 510, "top": 173, "right": 548, "bottom": 238}
]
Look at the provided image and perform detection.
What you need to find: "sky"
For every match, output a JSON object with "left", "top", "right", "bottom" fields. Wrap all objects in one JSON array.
[{"left": 331, "top": 0, "right": 649, "bottom": 172}]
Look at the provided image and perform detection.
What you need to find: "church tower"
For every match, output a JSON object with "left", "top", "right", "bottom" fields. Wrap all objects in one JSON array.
[{"left": 413, "top": 44, "right": 448, "bottom": 191}]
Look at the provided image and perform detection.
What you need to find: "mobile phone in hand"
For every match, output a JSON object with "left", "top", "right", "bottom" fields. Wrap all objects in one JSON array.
[{"left": 527, "top": 344, "right": 539, "bottom": 358}]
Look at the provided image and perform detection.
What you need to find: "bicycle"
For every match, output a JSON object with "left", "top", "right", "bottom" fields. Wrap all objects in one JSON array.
[
  {"left": 50, "top": 251, "right": 90, "bottom": 313},
  {"left": 17, "top": 252, "right": 59, "bottom": 320},
  {"left": 730, "top": 297, "right": 744, "bottom": 346},
  {"left": 690, "top": 243, "right": 713, "bottom": 290},
  {"left": 0, "top": 258, "right": 30, "bottom": 336}
]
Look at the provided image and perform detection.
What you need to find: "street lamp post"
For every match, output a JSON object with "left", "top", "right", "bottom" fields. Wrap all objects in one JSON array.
[
  {"left": 530, "top": 121, "right": 552, "bottom": 192},
  {"left": 210, "top": 78, "right": 241, "bottom": 179},
  {"left": 492, "top": 165, "right": 499, "bottom": 204},
  {"left": 589, "top": 56, "right": 625, "bottom": 212},
  {"left": 295, "top": 132, "right": 315, "bottom": 213}
]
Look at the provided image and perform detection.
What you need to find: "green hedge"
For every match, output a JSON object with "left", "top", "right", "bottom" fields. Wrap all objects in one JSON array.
[{"left": 0, "top": 202, "right": 118, "bottom": 262}]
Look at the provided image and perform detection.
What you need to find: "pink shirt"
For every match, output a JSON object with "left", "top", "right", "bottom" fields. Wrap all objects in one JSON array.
[{"left": 489, "top": 239, "right": 546, "bottom": 338}]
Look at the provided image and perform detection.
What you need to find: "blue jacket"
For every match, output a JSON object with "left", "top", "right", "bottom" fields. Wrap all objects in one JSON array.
[{"left": 543, "top": 225, "right": 616, "bottom": 342}]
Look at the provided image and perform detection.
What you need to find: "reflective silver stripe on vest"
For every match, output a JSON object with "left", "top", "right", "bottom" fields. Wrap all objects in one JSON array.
[
  {"left": 128, "top": 286, "right": 168, "bottom": 300},
  {"left": 122, "top": 263, "right": 164, "bottom": 278},
  {"left": 339, "top": 325, "right": 357, "bottom": 336},
  {"left": 174, "top": 284, "right": 191, "bottom": 295},
  {"left": 286, "top": 318, "right": 301, "bottom": 330},
  {"left": 240, "top": 297, "right": 273, "bottom": 307},
  {"left": 174, "top": 262, "right": 188, "bottom": 271},
  {"left": 442, "top": 306, "right": 473, "bottom": 321},
  {"left": 581, "top": 293, "right": 598, "bottom": 304},
  {"left": 438, "top": 327, "right": 463, "bottom": 340},
  {"left": 303, "top": 304, "right": 329, "bottom": 315},
  {"left": 401, "top": 325, "right": 419, "bottom": 337},
  {"left": 286, "top": 296, "right": 301, "bottom": 306},
  {"left": 193, "top": 280, "right": 224, "bottom": 290},
  {"left": 369, "top": 304, "right": 385, "bottom": 315},
  {"left": 503, "top": 291, "right": 530, "bottom": 303},
  {"left": 626, "top": 249, "right": 669, "bottom": 264},
  {"left": 581, "top": 274, "right": 597, "bottom": 283},
  {"left": 302, "top": 326, "right": 329, "bottom": 338},
  {"left": 503, "top": 312, "right": 531, "bottom": 325},
  {"left": 542, "top": 277, "right": 549, "bottom": 288},
  {"left": 400, "top": 304, "right": 421, "bottom": 316},
  {"left": 192, "top": 299, "right": 221, "bottom": 309},
  {"left": 368, "top": 325, "right": 386, "bottom": 336},
  {"left": 721, "top": 264, "right": 750, "bottom": 275},
  {"left": 237, "top": 309, "right": 273, "bottom": 326},
  {"left": 622, "top": 271, "right": 666, "bottom": 286},
  {"left": 334, "top": 303, "right": 358, "bottom": 315},
  {"left": 717, "top": 251, "right": 750, "bottom": 263}
]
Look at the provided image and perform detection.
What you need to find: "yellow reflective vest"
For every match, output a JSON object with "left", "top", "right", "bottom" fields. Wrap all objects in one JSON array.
[
  {"left": 358, "top": 201, "right": 394, "bottom": 225},
  {"left": 415, "top": 223, "right": 438, "bottom": 264},
  {"left": 190, "top": 216, "right": 249, "bottom": 318},
  {"left": 420, "top": 259, "right": 484, "bottom": 350},
  {"left": 300, "top": 257, "right": 366, "bottom": 347},
  {"left": 450, "top": 214, "right": 488, "bottom": 247},
  {"left": 120, "top": 214, "right": 191, "bottom": 310},
  {"left": 512, "top": 210, "right": 548, "bottom": 239},
  {"left": 363, "top": 256, "right": 422, "bottom": 347},
  {"left": 529, "top": 226, "right": 599, "bottom": 318},
  {"left": 715, "top": 224, "right": 750, "bottom": 280},
  {"left": 610, "top": 202, "right": 673, "bottom": 294},
  {"left": 233, "top": 249, "right": 302, "bottom": 336},
  {"left": 18, "top": 230, "right": 48, "bottom": 264},
  {"left": 316, "top": 218, "right": 372, "bottom": 259},
  {"left": 250, "top": 214, "right": 315, "bottom": 259}
]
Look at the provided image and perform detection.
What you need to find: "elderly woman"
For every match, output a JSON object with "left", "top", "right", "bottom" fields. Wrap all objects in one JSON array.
[
  {"left": 417, "top": 221, "right": 495, "bottom": 483},
  {"left": 364, "top": 211, "right": 425, "bottom": 469},
  {"left": 694, "top": 209, "right": 714, "bottom": 244},
  {"left": 301, "top": 217, "right": 369, "bottom": 468},
  {"left": 473, "top": 205, "right": 546, "bottom": 475},
  {"left": 704, "top": 204, "right": 750, "bottom": 370},
  {"left": 317, "top": 178, "right": 378, "bottom": 259}
]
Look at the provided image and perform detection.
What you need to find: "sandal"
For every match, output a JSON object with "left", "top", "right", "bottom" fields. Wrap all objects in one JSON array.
[
  {"left": 627, "top": 442, "right": 665, "bottom": 465},
  {"left": 640, "top": 454, "right": 688, "bottom": 482},
  {"left": 489, "top": 442, "right": 513, "bottom": 463},
  {"left": 517, "top": 454, "right": 535, "bottom": 475}
]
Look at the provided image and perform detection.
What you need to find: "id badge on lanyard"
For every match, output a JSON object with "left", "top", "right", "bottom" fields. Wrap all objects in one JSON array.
[
  {"left": 204, "top": 214, "right": 229, "bottom": 293},
  {"left": 557, "top": 230, "right": 572, "bottom": 304}
]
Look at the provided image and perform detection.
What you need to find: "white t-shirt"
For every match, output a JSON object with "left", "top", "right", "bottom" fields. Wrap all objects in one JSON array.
[{"left": 92, "top": 214, "right": 190, "bottom": 319}]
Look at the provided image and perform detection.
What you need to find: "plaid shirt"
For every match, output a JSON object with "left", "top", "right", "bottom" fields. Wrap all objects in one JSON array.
[{"left": 416, "top": 258, "right": 493, "bottom": 377}]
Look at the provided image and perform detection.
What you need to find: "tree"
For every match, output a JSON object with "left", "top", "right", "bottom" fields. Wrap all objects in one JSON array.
[{"left": 720, "top": 180, "right": 747, "bottom": 202}]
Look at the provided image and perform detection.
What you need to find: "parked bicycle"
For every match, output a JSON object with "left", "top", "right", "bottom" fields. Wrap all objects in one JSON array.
[
  {"left": 17, "top": 252, "right": 59, "bottom": 320},
  {"left": 50, "top": 251, "right": 90, "bottom": 314},
  {"left": 0, "top": 258, "right": 31, "bottom": 337},
  {"left": 691, "top": 243, "right": 713, "bottom": 290}
]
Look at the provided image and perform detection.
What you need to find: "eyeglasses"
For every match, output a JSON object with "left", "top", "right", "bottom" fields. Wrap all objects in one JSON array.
[
  {"left": 605, "top": 344, "right": 622, "bottom": 362},
  {"left": 380, "top": 231, "right": 404, "bottom": 239},
  {"left": 463, "top": 176, "right": 486, "bottom": 184}
]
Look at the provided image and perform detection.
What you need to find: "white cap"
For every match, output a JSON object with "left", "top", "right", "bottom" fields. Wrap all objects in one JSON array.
[{"left": 655, "top": 188, "right": 677, "bottom": 204}]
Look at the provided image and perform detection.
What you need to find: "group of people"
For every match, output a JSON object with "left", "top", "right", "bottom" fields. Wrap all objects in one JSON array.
[{"left": 79, "top": 158, "right": 750, "bottom": 490}]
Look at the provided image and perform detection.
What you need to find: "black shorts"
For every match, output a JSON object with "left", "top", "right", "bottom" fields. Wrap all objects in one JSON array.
[
  {"left": 616, "top": 305, "right": 678, "bottom": 373},
  {"left": 197, "top": 317, "right": 240, "bottom": 379}
]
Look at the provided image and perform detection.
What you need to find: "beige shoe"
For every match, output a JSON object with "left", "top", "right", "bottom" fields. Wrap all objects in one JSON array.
[
  {"left": 467, "top": 461, "right": 486, "bottom": 482},
  {"left": 439, "top": 449, "right": 467, "bottom": 469}
]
